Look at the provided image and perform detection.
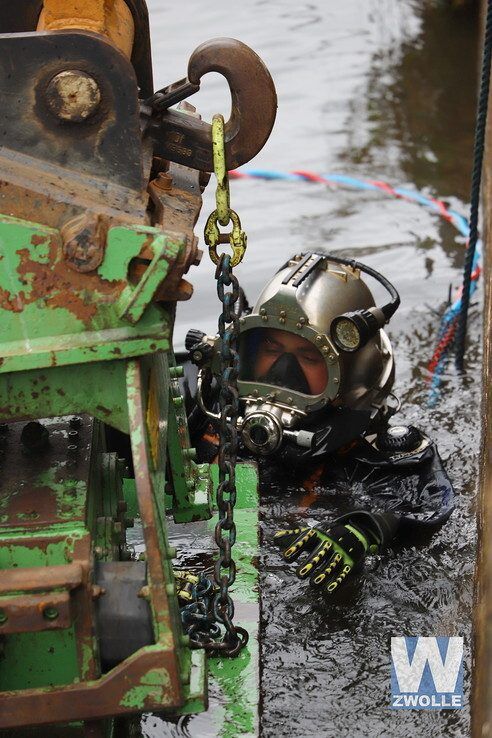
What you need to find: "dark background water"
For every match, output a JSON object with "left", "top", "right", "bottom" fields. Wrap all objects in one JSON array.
[{"left": 143, "top": 1, "right": 482, "bottom": 736}]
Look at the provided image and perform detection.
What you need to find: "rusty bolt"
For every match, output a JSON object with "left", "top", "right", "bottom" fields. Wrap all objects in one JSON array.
[
  {"left": 138, "top": 585, "right": 150, "bottom": 600},
  {"left": 42, "top": 606, "right": 59, "bottom": 621},
  {"left": 153, "top": 172, "right": 173, "bottom": 191},
  {"left": 91, "top": 585, "right": 106, "bottom": 599},
  {"left": 62, "top": 214, "right": 106, "bottom": 273},
  {"left": 46, "top": 70, "right": 101, "bottom": 123}
]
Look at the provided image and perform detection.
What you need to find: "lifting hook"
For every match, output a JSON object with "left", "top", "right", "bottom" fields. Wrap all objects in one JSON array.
[{"left": 143, "top": 37, "right": 277, "bottom": 172}]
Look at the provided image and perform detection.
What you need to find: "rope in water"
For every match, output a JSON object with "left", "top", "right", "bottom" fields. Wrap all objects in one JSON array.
[
  {"left": 454, "top": 0, "right": 492, "bottom": 370},
  {"left": 229, "top": 168, "right": 480, "bottom": 405}
]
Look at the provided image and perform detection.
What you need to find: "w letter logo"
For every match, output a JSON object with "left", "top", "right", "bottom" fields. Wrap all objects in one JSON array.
[{"left": 390, "top": 637, "right": 464, "bottom": 709}]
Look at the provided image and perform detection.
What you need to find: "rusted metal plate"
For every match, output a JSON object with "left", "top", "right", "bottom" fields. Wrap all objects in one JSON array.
[
  {"left": 0, "top": 31, "right": 143, "bottom": 191},
  {"left": 0, "top": 417, "right": 93, "bottom": 529},
  {"left": 0, "top": 590, "right": 73, "bottom": 634},
  {"left": 0, "top": 153, "right": 147, "bottom": 233},
  {"left": 126, "top": 357, "right": 185, "bottom": 651},
  {"left": 0, "top": 646, "right": 184, "bottom": 729},
  {"left": 0, "top": 221, "right": 179, "bottom": 375},
  {"left": 0, "top": 0, "right": 154, "bottom": 98},
  {"left": 0, "top": 418, "right": 99, "bottom": 713},
  {"left": 146, "top": 161, "right": 203, "bottom": 302},
  {"left": 0, "top": 562, "right": 82, "bottom": 595}
]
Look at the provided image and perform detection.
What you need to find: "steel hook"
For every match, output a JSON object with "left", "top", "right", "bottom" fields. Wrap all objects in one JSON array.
[{"left": 145, "top": 37, "right": 277, "bottom": 172}]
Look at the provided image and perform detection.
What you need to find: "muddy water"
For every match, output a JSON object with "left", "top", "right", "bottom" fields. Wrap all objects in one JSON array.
[{"left": 144, "top": 1, "right": 480, "bottom": 736}]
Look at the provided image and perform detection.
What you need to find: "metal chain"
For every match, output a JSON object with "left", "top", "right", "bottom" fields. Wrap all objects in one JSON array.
[
  {"left": 210, "top": 253, "right": 248, "bottom": 655},
  {"left": 177, "top": 571, "right": 223, "bottom": 646},
  {"left": 205, "top": 115, "right": 247, "bottom": 268},
  {"left": 191, "top": 113, "right": 249, "bottom": 656}
]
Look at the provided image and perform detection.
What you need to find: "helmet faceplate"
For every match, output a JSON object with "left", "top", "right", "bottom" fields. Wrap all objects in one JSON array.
[{"left": 238, "top": 253, "right": 394, "bottom": 416}]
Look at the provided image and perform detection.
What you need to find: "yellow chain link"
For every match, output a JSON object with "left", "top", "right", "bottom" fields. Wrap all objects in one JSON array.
[{"left": 205, "top": 114, "right": 247, "bottom": 267}]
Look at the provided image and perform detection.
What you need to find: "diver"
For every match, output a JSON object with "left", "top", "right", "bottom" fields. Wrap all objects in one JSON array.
[{"left": 183, "top": 251, "right": 454, "bottom": 595}]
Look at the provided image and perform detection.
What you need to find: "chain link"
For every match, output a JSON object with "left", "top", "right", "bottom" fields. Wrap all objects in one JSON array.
[
  {"left": 183, "top": 256, "right": 248, "bottom": 656},
  {"left": 205, "top": 115, "right": 247, "bottom": 268},
  {"left": 188, "top": 112, "right": 249, "bottom": 657},
  {"left": 203, "top": 253, "right": 248, "bottom": 655}
]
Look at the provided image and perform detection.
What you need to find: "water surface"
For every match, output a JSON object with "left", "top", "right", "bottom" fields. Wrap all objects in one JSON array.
[{"left": 143, "top": 2, "right": 481, "bottom": 735}]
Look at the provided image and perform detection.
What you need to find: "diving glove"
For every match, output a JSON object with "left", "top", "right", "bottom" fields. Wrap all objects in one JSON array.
[
  {"left": 274, "top": 511, "right": 399, "bottom": 594},
  {"left": 174, "top": 569, "right": 201, "bottom": 603}
]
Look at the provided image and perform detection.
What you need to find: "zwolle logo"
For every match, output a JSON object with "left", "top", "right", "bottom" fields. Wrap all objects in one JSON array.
[{"left": 390, "top": 636, "right": 464, "bottom": 709}]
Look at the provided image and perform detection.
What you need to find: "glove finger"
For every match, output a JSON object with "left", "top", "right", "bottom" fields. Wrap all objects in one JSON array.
[
  {"left": 273, "top": 527, "right": 309, "bottom": 547},
  {"left": 325, "top": 562, "right": 353, "bottom": 595},
  {"left": 310, "top": 552, "right": 344, "bottom": 586},
  {"left": 177, "top": 584, "right": 194, "bottom": 603},
  {"left": 296, "top": 540, "right": 332, "bottom": 579},
  {"left": 282, "top": 528, "right": 318, "bottom": 561},
  {"left": 175, "top": 570, "right": 200, "bottom": 586}
]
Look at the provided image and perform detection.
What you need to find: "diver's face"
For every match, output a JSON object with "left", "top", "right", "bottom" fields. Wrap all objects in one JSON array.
[{"left": 254, "top": 328, "right": 328, "bottom": 395}]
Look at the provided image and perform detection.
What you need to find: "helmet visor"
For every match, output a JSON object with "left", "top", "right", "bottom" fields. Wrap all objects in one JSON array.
[{"left": 239, "top": 328, "right": 328, "bottom": 396}]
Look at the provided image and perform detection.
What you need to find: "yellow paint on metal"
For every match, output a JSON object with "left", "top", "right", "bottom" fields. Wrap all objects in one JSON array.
[
  {"left": 211, "top": 115, "right": 230, "bottom": 227},
  {"left": 37, "top": 0, "right": 135, "bottom": 58},
  {"left": 146, "top": 368, "right": 160, "bottom": 469},
  {"left": 205, "top": 115, "right": 247, "bottom": 268}
]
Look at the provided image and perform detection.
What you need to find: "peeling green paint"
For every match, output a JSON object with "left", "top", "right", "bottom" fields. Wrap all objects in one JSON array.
[
  {"left": 0, "top": 213, "right": 220, "bottom": 730},
  {"left": 120, "top": 668, "right": 171, "bottom": 709},
  {"left": 80, "top": 643, "right": 94, "bottom": 681},
  {"left": 207, "top": 463, "right": 260, "bottom": 736},
  {"left": 0, "top": 217, "right": 175, "bottom": 375},
  {"left": 36, "top": 469, "right": 87, "bottom": 521},
  {"left": 97, "top": 226, "right": 157, "bottom": 283},
  {"left": 0, "top": 362, "right": 130, "bottom": 432},
  {"left": 0, "top": 532, "right": 86, "bottom": 568},
  {"left": 0, "top": 626, "right": 80, "bottom": 691},
  {"left": 209, "top": 634, "right": 257, "bottom": 737}
]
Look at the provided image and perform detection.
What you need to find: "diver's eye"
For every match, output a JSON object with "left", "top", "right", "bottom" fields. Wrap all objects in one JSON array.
[
  {"left": 299, "top": 354, "right": 322, "bottom": 366},
  {"left": 262, "top": 344, "right": 282, "bottom": 355}
]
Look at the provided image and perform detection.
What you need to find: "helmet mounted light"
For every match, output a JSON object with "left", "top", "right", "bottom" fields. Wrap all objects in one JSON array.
[{"left": 331, "top": 309, "right": 381, "bottom": 352}]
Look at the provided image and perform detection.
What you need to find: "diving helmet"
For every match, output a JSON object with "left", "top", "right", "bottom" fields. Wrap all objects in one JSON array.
[{"left": 188, "top": 252, "right": 400, "bottom": 458}]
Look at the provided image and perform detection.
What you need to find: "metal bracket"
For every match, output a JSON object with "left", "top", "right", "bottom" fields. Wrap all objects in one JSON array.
[{"left": 118, "top": 234, "right": 185, "bottom": 324}]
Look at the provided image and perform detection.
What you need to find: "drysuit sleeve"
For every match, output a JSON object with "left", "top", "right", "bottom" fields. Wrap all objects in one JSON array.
[{"left": 336, "top": 439, "right": 455, "bottom": 532}]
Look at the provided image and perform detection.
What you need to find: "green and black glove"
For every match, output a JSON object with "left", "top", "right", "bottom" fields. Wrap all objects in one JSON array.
[{"left": 274, "top": 511, "right": 399, "bottom": 594}]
